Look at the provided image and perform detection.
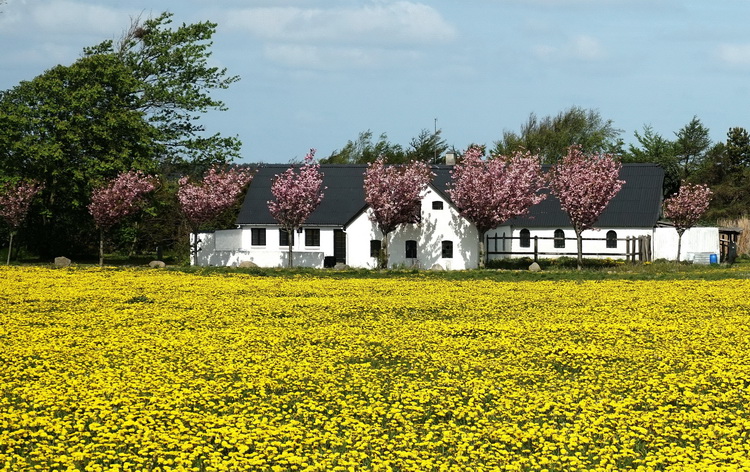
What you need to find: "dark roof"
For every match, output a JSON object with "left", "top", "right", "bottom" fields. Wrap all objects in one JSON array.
[
  {"left": 236, "top": 165, "right": 369, "bottom": 226},
  {"left": 507, "top": 163, "right": 665, "bottom": 228},
  {"left": 236, "top": 163, "right": 665, "bottom": 229}
]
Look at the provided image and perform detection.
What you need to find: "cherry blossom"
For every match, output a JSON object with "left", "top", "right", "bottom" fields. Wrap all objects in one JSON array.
[
  {"left": 268, "top": 149, "right": 325, "bottom": 268},
  {"left": 449, "top": 145, "right": 546, "bottom": 268},
  {"left": 548, "top": 145, "right": 624, "bottom": 269},
  {"left": 0, "top": 179, "right": 44, "bottom": 264},
  {"left": 663, "top": 181, "right": 713, "bottom": 261},
  {"left": 364, "top": 157, "right": 433, "bottom": 268}
]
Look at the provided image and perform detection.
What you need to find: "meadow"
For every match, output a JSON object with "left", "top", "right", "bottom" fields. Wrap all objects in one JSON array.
[{"left": 1, "top": 266, "right": 749, "bottom": 471}]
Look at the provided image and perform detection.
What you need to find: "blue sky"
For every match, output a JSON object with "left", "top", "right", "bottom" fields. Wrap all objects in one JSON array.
[{"left": 2, "top": 0, "right": 749, "bottom": 164}]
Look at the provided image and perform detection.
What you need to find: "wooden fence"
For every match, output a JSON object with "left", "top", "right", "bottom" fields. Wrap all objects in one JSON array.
[{"left": 486, "top": 234, "right": 653, "bottom": 262}]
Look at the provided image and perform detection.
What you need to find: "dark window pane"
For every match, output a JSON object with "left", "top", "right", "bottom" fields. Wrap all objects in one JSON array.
[
  {"left": 606, "top": 230, "right": 617, "bottom": 248},
  {"left": 251, "top": 228, "right": 266, "bottom": 246},
  {"left": 370, "top": 240, "right": 381, "bottom": 258},
  {"left": 432, "top": 201, "right": 444, "bottom": 210},
  {"left": 554, "top": 229, "right": 565, "bottom": 248},
  {"left": 519, "top": 229, "right": 530, "bottom": 248},
  {"left": 441, "top": 240, "right": 453, "bottom": 258},
  {"left": 305, "top": 228, "right": 320, "bottom": 247},
  {"left": 405, "top": 240, "right": 417, "bottom": 259},
  {"left": 279, "top": 229, "right": 294, "bottom": 247}
]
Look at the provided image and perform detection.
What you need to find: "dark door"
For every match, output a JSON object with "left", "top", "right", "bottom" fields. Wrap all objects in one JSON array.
[{"left": 334, "top": 230, "right": 346, "bottom": 264}]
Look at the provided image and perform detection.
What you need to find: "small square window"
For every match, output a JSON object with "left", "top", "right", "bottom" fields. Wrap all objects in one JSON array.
[
  {"left": 279, "top": 229, "right": 294, "bottom": 247},
  {"left": 305, "top": 228, "right": 320, "bottom": 247},
  {"left": 251, "top": 228, "right": 266, "bottom": 246},
  {"left": 432, "top": 201, "right": 444, "bottom": 210}
]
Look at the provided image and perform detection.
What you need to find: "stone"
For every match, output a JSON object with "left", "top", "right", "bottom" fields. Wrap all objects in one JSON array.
[
  {"left": 334, "top": 263, "right": 349, "bottom": 270},
  {"left": 148, "top": 260, "right": 166, "bottom": 269},
  {"left": 54, "top": 256, "right": 71, "bottom": 268},
  {"left": 529, "top": 262, "right": 541, "bottom": 272},
  {"left": 238, "top": 261, "right": 258, "bottom": 268},
  {"left": 430, "top": 264, "right": 445, "bottom": 271}
]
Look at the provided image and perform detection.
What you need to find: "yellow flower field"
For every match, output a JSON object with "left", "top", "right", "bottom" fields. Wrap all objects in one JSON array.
[{"left": 1, "top": 267, "right": 749, "bottom": 471}]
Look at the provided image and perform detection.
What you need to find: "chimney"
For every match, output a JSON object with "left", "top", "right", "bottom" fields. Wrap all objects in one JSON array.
[{"left": 444, "top": 152, "right": 456, "bottom": 165}]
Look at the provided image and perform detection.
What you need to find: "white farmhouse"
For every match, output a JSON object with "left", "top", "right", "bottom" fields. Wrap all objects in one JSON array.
[{"left": 193, "top": 163, "right": 722, "bottom": 268}]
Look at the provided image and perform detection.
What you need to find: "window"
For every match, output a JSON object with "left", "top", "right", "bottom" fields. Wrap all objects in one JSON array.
[
  {"left": 370, "top": 240, "right": 382, "bottom": 258},
  {"left": 519, "top": 229, "right": 531, "bottom": 248},
  {"left": 305, "top": 228, "right": 320, "bottom": 247},
  {"left": 606, "top": 230, "right": 617, "bottom": 249},
  {"left": 441, "top": 240, "right": 453, "bottom": 258},
  {"left": 279, "top": 229, "right": 294, "bottom": 247},
  {"left": 432, "top": 201, "right": 444, "bottom": 210},
  {"left": 554, "top": 229, "right": 565, "bottom": 248},
  {"left": 251, "top": 228, "right": 266, "bottom": 246},
  {"left": 405, "top": 240, "right": 417, "bottom": 259}
]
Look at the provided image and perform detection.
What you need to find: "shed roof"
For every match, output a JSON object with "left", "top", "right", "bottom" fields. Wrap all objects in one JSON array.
[{"left": 235, "top": 163, "right": 665, "bottom": 229}]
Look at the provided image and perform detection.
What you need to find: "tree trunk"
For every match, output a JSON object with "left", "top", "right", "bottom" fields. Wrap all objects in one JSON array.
[
  {"left": 99, "top": 228, "right": 105, "bottom": 267},
  {"left": 676, "top": 230, "right": 684, "bottom": 262},
  {"left": 6, "top": 232, "right": 14, "bottom": 265},
  {"left": 288, "top": 237, "right": 293, "bottom": 268},
  {"left": 576, "top": 228, "right": 583, "bottom": 270},
  {"left": 380, "top": 232, "right": 390, "bottom": 269},
  {"left": 478, "top": 231, "right": 486, "bottom": 269}
]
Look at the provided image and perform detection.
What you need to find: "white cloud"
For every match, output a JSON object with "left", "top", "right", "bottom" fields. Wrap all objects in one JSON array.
[
  {"left": 717, "top": 43, "right": 750, "bottom": 67},
  {"left": 26, "top": 1, "right": 122, "bottom": 35},
  {"left": 225, "top": 1, "right": 457, "bottom": 46},
  {"left": 264, "top": 43, "right": 420, "bottom": 70},
  {"left": 533, "top": 34, "right": 606, "bottom": 62}
]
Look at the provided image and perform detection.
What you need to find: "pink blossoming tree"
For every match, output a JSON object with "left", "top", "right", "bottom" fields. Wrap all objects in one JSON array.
[
  {"left": 268, "top": 150, "right": 325, "bottom": 268},
  {"left": 0, "top": 179, "right": 44, "bottom": 265},
  {"left": 448, "top": 146, "right": 547, "bottom": 268},
  {"left": 364, "top": 157, "right": 434, "bottom": 269},
  {"left": 663, "top": 181, "right": 713, "bottom": 262},
  {"left": 178, "top": 167, "right": 254, "bottom": 264},
  {"left": 88, "top": 171, "right": 158, "bottom": 266},
  {"left": 548, "top": 145, "right": 625, "bottom": 269}
]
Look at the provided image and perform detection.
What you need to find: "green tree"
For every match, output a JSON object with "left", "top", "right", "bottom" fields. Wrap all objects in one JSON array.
[
  {"left": 493, "top": 107, "right": 622, "bottom": 164},
  {"left": 674, "top": 116, "right": 711, "bottom": 178},
  {"left": 695, "top": 127, "right": 750, "bottom": 220},
  {"left": 405, "top": 129, "right": 449, "bottom": 164},
  {"left": 321, "top": 130, "right": 406, "bottom": 164},
  {"left": 85, "top": 12, "right": 241, "bottom": 173},
  {"left": 0, "top": 12, "right": 240, "bottom": 257},
  {"left": 622, "top": 125, "right": 680, "bottom": 197}
]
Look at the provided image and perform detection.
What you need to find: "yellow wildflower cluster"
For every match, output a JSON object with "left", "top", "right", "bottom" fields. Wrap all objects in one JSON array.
[{"left": 1, "top": 267, "right": 749, "bottom": 471}]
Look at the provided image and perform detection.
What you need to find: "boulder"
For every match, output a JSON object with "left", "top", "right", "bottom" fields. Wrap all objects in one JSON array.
[
  {"left": 334, "top": 263, "right": 349, "bottom": 270},
  {"left": 54, "top": 256, "right": 71, "bottom": 268},
  {"left": 238, "top": 261, "right": 258, "bottom": 268},
  {"left": 148, "top": 260, "right": 166, "bottom": 269},
  {"left": 430, "top": 264, "right": 445, "bottom": 271},
  {"left": 529, "top": 262, "right": 541, "bottom": 272}
]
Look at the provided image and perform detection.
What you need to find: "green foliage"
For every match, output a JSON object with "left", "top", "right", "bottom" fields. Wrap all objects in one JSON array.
[
  {"left": 622, "top": 125, "right": 680, "bottom": 197},
  {"left": 674, "top": 116, "right": 711, "bottom": 177},
  {"left": 84, "top": 12, "right": 241, "bottom": 173},
  {"left": 492, "top": 107, "right": 622, "bottom": 163},
  {"left": 0, "top": 11, "right": 241, "bottom": 257},
  {"left": 321, "top": 128, "right": 448, "bottom": 164},
  {"left": 692, "top": 127, "right": 750, "bottom": 221}
]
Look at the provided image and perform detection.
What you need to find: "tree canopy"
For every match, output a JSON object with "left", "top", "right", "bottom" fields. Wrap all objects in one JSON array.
[
  {"left": 0, "top": 11, "right": 241, "bottom": 256},
  {"left": 492, "top": 107, "right": 622, "bottom": 164}
]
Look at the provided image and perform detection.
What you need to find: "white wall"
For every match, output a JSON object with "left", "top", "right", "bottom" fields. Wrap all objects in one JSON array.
[
  {"left": 346, "top": 186, "right": 479, "bottom": 269},
  {"left": 653, "top": 227, "right": 720, "bottom": 261},
  {"left": 193, "top": 227, "right": 330, "bottom": 268},
  {"left": 486, "top": 227, "right": 653, "bottom": 261}
]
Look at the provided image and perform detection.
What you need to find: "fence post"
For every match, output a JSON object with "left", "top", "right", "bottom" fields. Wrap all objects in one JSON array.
[
  {"left": 534, "top": 236, "right": 539, "bottom": 263},
  {"left": 626, "top": 237, "right": 631, "bottom": 263}
]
